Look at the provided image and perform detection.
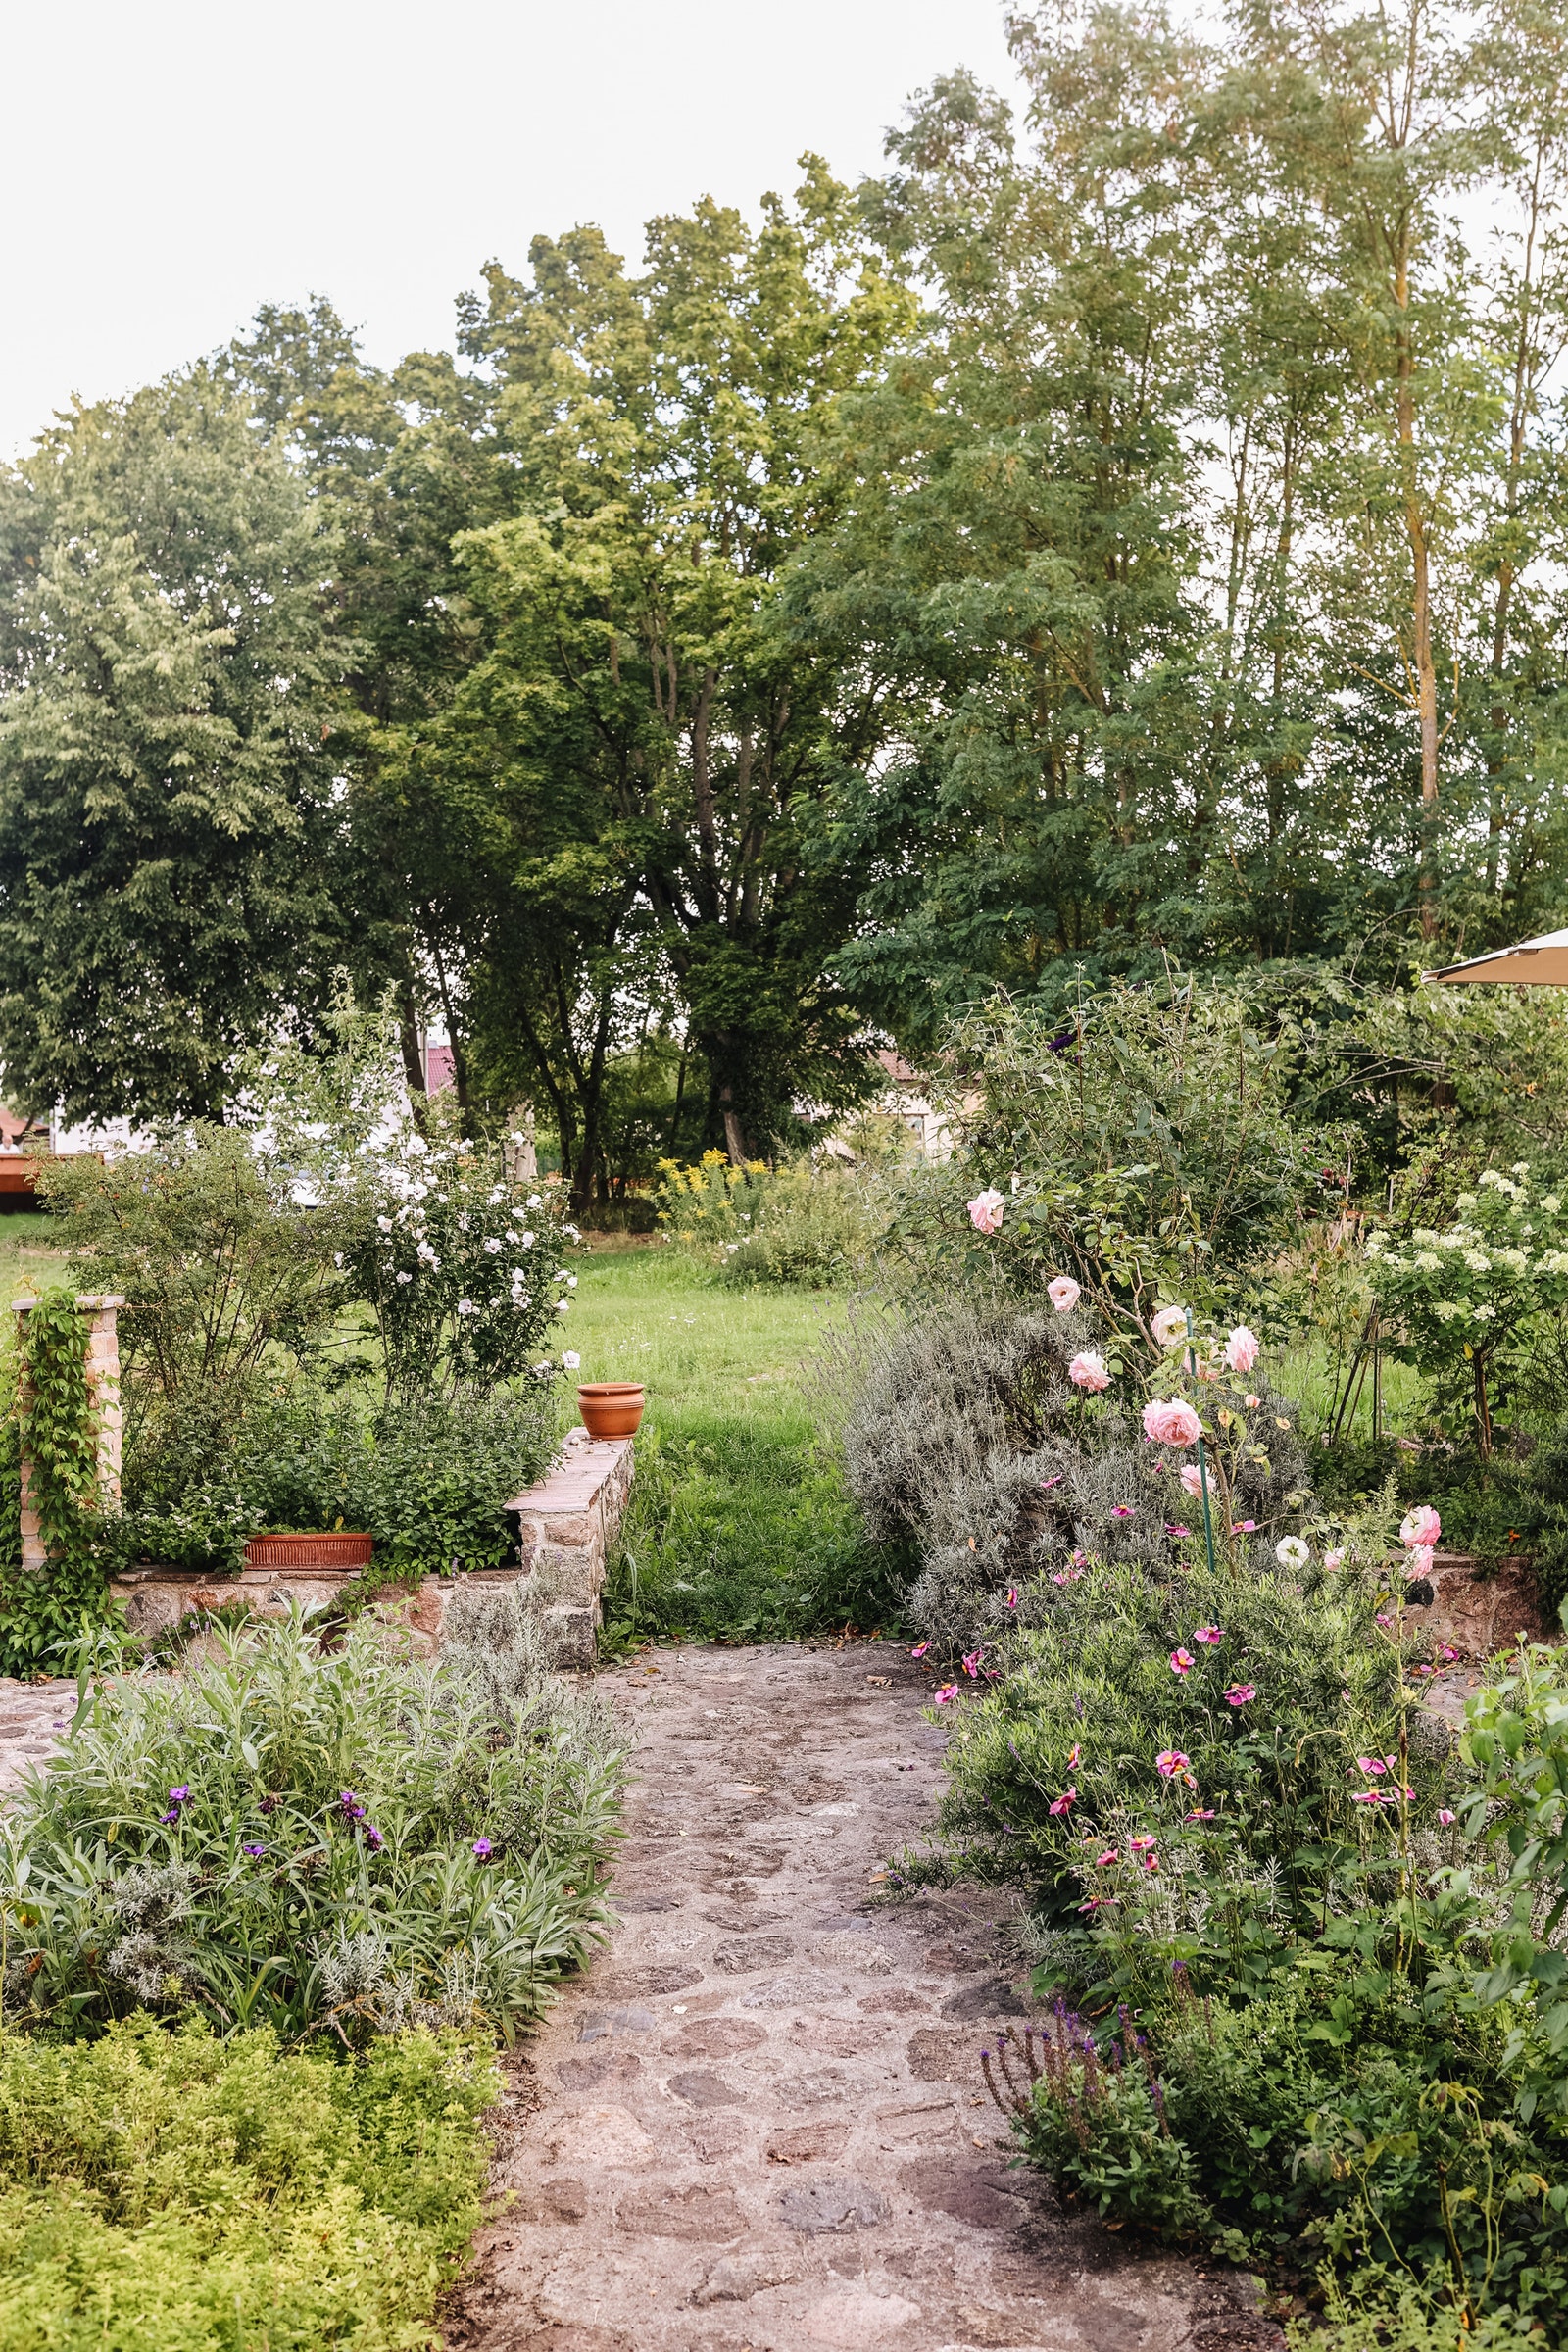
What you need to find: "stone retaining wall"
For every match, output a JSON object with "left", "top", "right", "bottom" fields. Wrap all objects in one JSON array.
[
  {"left": 108, "top": 1427, "right": 634, "bottom": 1669},
  {"left": 1404, "top": 1549, "right": 1551, "bottom": 1655}
]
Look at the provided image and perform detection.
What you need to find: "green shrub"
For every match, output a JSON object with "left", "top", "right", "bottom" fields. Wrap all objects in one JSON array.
[
  {"left": 3, "top": 1594, "right": 624, "bottom": 2044},
  {"left": 718, "top": 1163, "right": 879, "bottom": 1289},
  {"left": 0, "top": 2012, "right": 495, "bottom": 2352},
  {"left": 116, "top": 1387, "right": 561, "bottom": 1577}
]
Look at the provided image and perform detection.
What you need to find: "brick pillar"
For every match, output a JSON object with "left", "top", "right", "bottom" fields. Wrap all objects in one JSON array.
[{"left": 12, "top": 1293, "right": 124, "bottom": 1572}]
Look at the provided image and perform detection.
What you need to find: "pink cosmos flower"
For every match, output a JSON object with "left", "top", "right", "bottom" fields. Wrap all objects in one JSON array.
[
  {"left": 1324, "top": 1547, "right": 1346, "bottom": 1572},
  {"left": 1376, "top": 1612, "right": 1394, "bottom": 1630},
  {"left": 1231, "top": 1518, "right": 1256, "bottom": 1535},
  {"left": 1095, "top": 1848, "right": 1119, "bottom": 1867},
  {"left": 1184, "top": 1807, "right": 1217, "bottom": 1822},
  {"left": 1400, "top": 1504, "right": 1442, "bottom": 1550},
  {"left": 962, "top": 1650, "right": 983, "bottom": 1678},
  {"left": 1152, "top": 1305, "right": 1190, "bottom": 1348},
  {"left": 1180, "top": 1463, "right": 1204, "bottom": 1498},
  {"left": 1006, "top": 1587, "right": 1018, "bottom": 1610},
  {"left": 1047, "top": 1275, "right": 1082, "bottom": 1313},
  {"left": 909, "top": 1642, "right": 930, "bottom": 1659},
  {"left": 1439, "top": 1808, "right": 1455, "bottom": 1826},
  {"left": 1164, "top": 1523, "right": 1192, "bottom": 1538},
  {"left": 933, "top": 1684, "right": 960, "bottom": 1704},
  {"left": 1194, "top": 1625, "right": 1224, "bottom": 1645},
  {"left": 1225, "top": 1326, "right": 1261, "bottom": 1373},
  {"left": 1068, "top": 1350, "right": 1111, "bottom": 1392},
  {"left": 1053, "top": 1566, "right": 1085, "bottom": 1586},
  {"left": 1049, "top": 1787, "right": 1077, "bottom": 1816},
  {"left": 1224, "top": 1684, "right": 1255, "bottom": 1706},
  {"left": 1110, "top": 1502, "right": 1135, "bottom": 1519},
  {"left": 1438, "top": 1644, "right": 1458, "bottom": 1664},
  {"left": 1405, "top": 1544, "right": 1435, "bottom": 1580},
  {"left": 1129, "top": 1833, "right": 1158, "bottom": 1851},
  {"left": 1143, "top": 1397, "right": 1203, "bottom": 1447},
  {"left": 1077, "top": 1895, "right": 1105, "bottom": 1913},
  {"left": 1155, "top": 1749, "right": 1193, "bottom": 1780},
  {"left": 1070, "top": 1548, "right": 1090, "bottom": 1568},
  {"left": 1141, "top": 1852, "right": 1159, "bottom": 1872},
  {"left": 1067, "top": 1742, "right": 1080, "bottom": 1766},
  {"left": 968, "top": 1188, "right": 1006, "bottom": 1235},
  {"left": 1350, "top": 1789, "right": 1383, "bottom": 1805},
  {"left": 1169, "top": 1648, "right": 1195, "bottom": 1676},
  {"left": 1356, "top": 1757, "right": 1388, "bottom": 1776}
]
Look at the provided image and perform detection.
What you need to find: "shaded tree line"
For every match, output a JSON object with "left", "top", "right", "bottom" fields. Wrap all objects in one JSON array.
[{"left": 6, "top": 0, "right": 1568, "bottom": 1209}]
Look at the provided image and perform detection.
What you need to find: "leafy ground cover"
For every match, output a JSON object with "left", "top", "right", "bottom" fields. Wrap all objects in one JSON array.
[
  {"left": 0, "top": 2015, "right": 495, "bottom": 2352},
  {"left": 570, "top": 1244, "right": 905, "bottom": 1643}
]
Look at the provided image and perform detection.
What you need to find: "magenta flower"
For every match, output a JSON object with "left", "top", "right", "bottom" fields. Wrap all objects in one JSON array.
[
  {"left": 1223, "top": 1684, "right": 1255, "bottom": 1706},
  {"left": 1070, "top": 1548, "right": 1090, "bottom": 1568},
  {"left": 1129, "top": 1832, "right": 1157, "bottom": 1852},
  {"left": 1224, "top": 1326, "right": 1260, "bottom": 1374},
  {"left": 1048, "top": 1787, "right": 1077, "bottom": 1816},
  {"left": 1194, "top": 1625, "right": 1224, "bottom": 1645},
  {"left": 1350, "top": 1789, "right": 1383, "bottom": 1805},
  {"left": 933, "top": 1684, "right": 960, "bottom": 1704},
  {"left": 1068, "top": 1351, "right": 1111, "bottom": 1392},
  {"left": 1052, "top": 1567, "right": 1084, "bottom": 1586},
  {"left": 967, "top": 1189, "right": 1006, "bottom": 1235},
  {"left": 1439, "top": 1643, "right": 1458, "bottom": 1663},
  {"left": 1155, "top": 1749, "right": 1193, "bottom": 1781},
  {"left": 1231, "top": 1518, "right": 1256, "bottom": 1535},
  {"left": 1169, "top": 1647, "right": 1195, "bottom": 1676},
  {"left": 1184, "top": 1807, "right": 1217, "bottom": 1822},
  {"left": 1439, "top": 1808, "right": 1455, "bottom": 1826},
  {"left": 1047, "top": 1276, "right": 1081, "bottom": 1313},
  {"left": 1164, "top": 1522, "right": 1192, "bottom": 1538},
  {"left": 472, "top": 1838, "right": 494, "bottom": 1859},
  {"left": 1095, "top": 1848, "right": 1118, "bottom": 1867},
  {"left": 1037, "top": 1474, "right": 1064, "bottom": 1492},
  {"left": 1005, "top": 1588, "right": 1018, "bottom": 1610},
  {"left": 1067, "top": 1742, "right": 1080, "bottom": 1767},
  {"left": 961, "top": 1650, "right": 983, "bottom": 1679},
  {"left": 1143, "top": 1397, "right": 1202, "bottom": 1447},
  {"left": 909, "top": 1642, "right": 930, "bottom": 1659},
  {"left": 1110, "top": 1502, "right": 1135, "bottom": 1519},
  {"left": 1355, "top": 1757, "right": 1388, "bottom": 1776}
]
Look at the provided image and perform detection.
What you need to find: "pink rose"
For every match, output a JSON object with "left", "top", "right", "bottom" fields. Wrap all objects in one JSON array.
[
  {"left": 1323, "top": 1547, "right": 1346, "bottom": 1573},
  {"left": 1142, "top": 1397, "right": 1202, "bottom": 1447},
  {"left": 1047, "top": 1275, "right": 1082, "bottom": 1313},
  {"left": 1068, "top": 1351, "right": 1111, "bottom": 1392},
  {"left": 1151, "top": 1305, "right": 1190, "bottom": 1348},
  {"left": 1180, "top": 1463, "right": 1203, "bottom": 1498},
  {"left": 1405, "top": 1544, "right": 1435, "bottom": 1580},
  {"left": 1224, "top": 1325, "right": 1260, "bottom": 1373},
  {"left": 1399, "top": 1505, "right": 1441, "bottom": 1550},
  {"left": 967, "top": 1188, "right": 1006, "bottom": 1235}
]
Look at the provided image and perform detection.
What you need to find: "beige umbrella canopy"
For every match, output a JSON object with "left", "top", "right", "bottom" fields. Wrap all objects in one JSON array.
[{"left": 1426, "top": 927, "right": 1568, "bottom": 985}]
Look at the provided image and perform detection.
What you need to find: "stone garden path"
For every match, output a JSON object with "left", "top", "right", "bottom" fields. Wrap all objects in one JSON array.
[{"left": 443, "top": 1642, "right": 1282, "bottom": 2352}]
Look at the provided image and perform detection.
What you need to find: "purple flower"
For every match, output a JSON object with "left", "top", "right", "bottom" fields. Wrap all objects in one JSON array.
[
  {"left": 363, "top": 1824, "right": 385, "bottom": 1850},
  {"left": 472, "top": 1837, "right": 494, "bottom": 1860},
  {"left": 168, "top": 1785, "right": 190, "bottom": 1805},
  {"left": 339, "top": 1789, "right": 367, "bottom": 1821},
  {"left": 242, "top": 1841, "right": 266, "bottom": 1857}
]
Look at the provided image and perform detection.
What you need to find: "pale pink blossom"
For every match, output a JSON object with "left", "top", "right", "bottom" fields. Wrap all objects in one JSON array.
[
  {"left": 1224, "top": 1326, "right": 1261, "bottom": 1373},
  {"left": 1143, "top": 1397, "right": 1202, "bottom": 1447},
  {"left": 1400, "top": 1504, "right": 1442, "bottom": 1550},
  {"left": 967, "top": 1188, "right": 1006, "bottom": 1235},
  {"left": 1152, "top": 1305, "right": 1190, "bottom": 1348},
  {"left": 1439, "top": 1808, "right": 1455, "bottom": 1827},
  {"left": 1245, "top": 1393, "right": 1260, "bottom": 1409},
  {"left": 1405, "top": 1544, "right": 1435, "bottom": 1581},
  {"left": 1180, "top": 1463, "right": 1204, "bottom": 1498},
  {"left": 1047, "top": 1275, "right": 1082, "bottom": 1313},
  {"left": 1323, "top": 1547, "right": 1346, "bottom": 1573},
  {"left": 1068, "top": 1351, "right": 1111, "bottom": 1392}
]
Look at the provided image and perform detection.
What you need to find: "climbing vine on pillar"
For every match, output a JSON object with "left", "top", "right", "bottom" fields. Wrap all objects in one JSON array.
[{"left": 0, "top": 1289, "right": 114, "bottom": 1675}]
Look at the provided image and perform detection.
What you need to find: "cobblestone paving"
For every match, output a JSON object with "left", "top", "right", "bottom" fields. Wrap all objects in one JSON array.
[
  {"left": 0, "top": 1676, "right": 78, "bottom": 1797},
  {"left": 445, "top": 1641, "right": 1282, "bottom": 2352}
]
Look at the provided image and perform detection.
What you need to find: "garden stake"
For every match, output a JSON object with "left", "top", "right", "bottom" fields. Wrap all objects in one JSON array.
[{"left": 1185, "top": 1308, "right": 1218, "bottom": 1577}]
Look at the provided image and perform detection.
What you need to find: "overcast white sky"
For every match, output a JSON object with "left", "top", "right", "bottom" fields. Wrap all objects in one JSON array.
[{"left": 5, "top": 0, "right": 1020, "bottom": 460}]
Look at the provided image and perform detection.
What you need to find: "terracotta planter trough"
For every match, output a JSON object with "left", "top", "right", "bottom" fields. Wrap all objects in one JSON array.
[
  {"left": 577, "top": 1382, "right": 646, "bottom": 1439},
  {"left": 243, "top": 1532, "right": 374, "bottom": 1572}
]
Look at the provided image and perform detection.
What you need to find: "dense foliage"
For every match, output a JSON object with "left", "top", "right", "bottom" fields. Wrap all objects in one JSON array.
[
  {"left": 2, "top": 1592, "right": 624, "bottom": 2045},
  {"left": 0, "top": 2016, "right": 495, "bottom": 2352}
]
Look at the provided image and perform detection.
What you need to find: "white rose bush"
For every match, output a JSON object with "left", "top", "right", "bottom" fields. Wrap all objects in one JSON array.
[
  {"left": 1364, "top": 1165, "right": 1568, "bottom": 1454},
  {"left": 339, "top": 1129, "right": 579, "bottom": 1400}
]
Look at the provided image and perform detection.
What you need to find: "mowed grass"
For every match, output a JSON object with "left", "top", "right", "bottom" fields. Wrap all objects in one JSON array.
[
  {"left": 0, "top": 1208, "right": 67, "bottom": 1303},
  {"left": 569, "top": 1244, "right": 905, "bottom": 1644}
]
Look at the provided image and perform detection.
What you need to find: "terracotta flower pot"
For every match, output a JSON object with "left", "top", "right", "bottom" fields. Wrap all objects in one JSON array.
[
  {"left": 244, "top": 1532, "right": 374, "bottom": 1571},
  {"left": 577, "top": 1382, "right": 646, "bottom": 1439}
]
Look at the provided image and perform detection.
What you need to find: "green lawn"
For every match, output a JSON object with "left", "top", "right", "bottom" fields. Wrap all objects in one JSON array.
[
  {"left": 0, "top": 1209, "right": 66, "bottom": 1305},
  {"left": 569, "top": 1245, "right": 905, "bottom": 1644}
]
